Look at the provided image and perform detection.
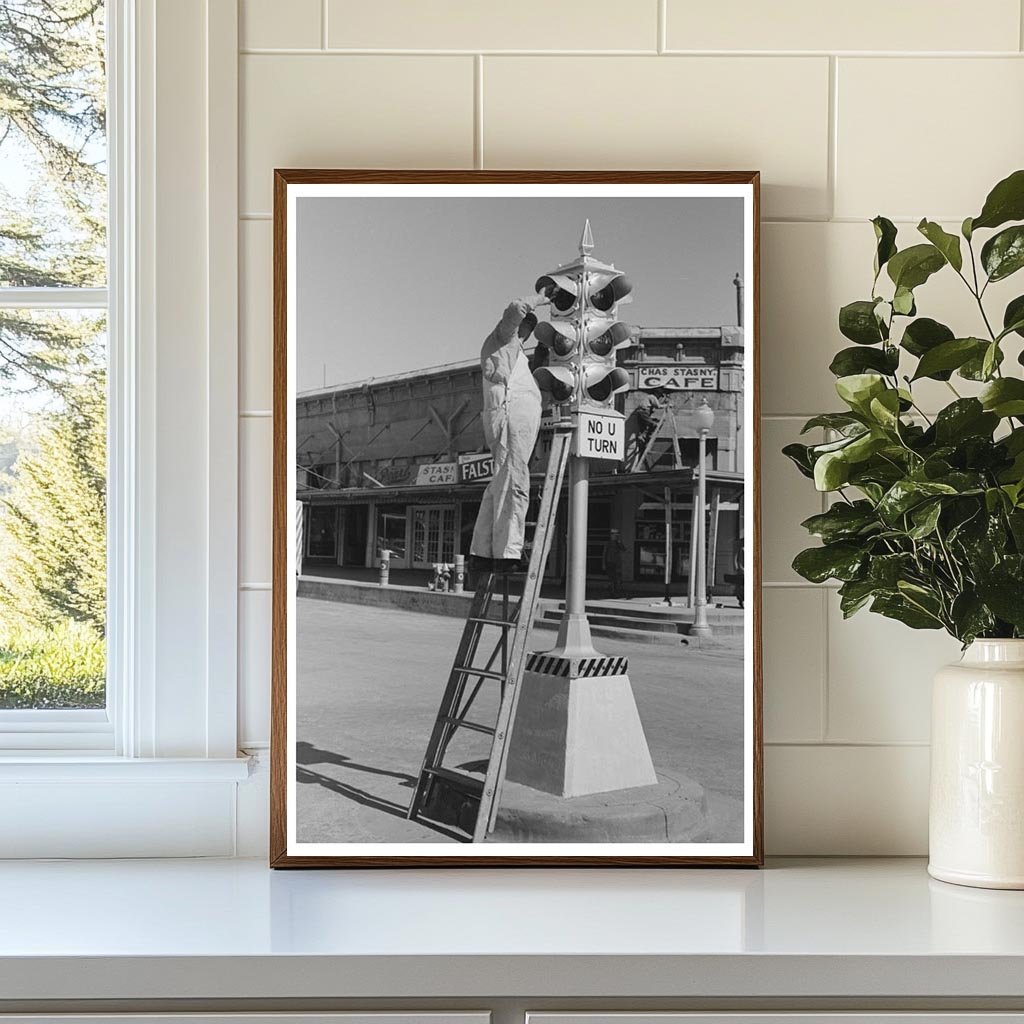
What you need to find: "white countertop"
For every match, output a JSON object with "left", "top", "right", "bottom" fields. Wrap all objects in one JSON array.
[{"left": 1, "top": 857, "right": 1023, "bottom": 1002}]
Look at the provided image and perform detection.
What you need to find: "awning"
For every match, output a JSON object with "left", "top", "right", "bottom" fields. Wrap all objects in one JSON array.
[{"left": 298, "top": 467, "right": 745, "bottom": 507}]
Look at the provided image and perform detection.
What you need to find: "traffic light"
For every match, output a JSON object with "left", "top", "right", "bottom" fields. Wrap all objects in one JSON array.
[
  {"left": 531, "top": 224, "right": 633, "bottom": 411},
  {"left": 579, "top": 269, "right": 632, "bottom": 407}
]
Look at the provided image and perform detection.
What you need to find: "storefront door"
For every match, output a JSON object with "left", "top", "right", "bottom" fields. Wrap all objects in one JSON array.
[{"left": 411, "top": 505, "right": 457, "bottom": 568}]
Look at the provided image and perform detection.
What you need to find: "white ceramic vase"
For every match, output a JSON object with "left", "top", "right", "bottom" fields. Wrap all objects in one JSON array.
[{"left": 929, "top": 639, "right": 1024, "bottom": 889}]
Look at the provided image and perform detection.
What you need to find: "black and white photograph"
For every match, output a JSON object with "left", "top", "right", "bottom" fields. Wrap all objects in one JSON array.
[{"left": 272, "top": 172, "right": 761, "bottom": 866}]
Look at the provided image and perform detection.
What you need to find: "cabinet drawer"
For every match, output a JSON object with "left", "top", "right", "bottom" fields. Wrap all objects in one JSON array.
[
  {"left": 0, "top": 1016, "right": 489, "bottom": 1024},
  {"left": 529, "top": 1016, "right": 1024, "bottom": 1024}
]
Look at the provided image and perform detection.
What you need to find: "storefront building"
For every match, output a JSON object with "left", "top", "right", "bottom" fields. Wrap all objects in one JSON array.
[{"left": 296, "top": 323, "right": 745, "bottom": 593}]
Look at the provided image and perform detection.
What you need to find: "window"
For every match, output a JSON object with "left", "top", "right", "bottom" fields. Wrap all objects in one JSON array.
[{"left": 0, "top": 3, "right": 109, "bottom": 721}]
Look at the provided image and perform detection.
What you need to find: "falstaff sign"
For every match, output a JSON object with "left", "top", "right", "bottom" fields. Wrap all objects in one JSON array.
[
  {"left": 637, "top": 365, "right": 718, "bottom": 391},
  {"left": 458, "top": 452, "right": 495, "bottom": 483}
]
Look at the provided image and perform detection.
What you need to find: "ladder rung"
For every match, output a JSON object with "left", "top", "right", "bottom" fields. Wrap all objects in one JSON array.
[
  {"left": 442, "top": 717, "right": 495, "bottom": 735},
  {"left": 468, "top": 616, "right": 516, "bottom": 628},
  {"left": 452, "top": 666, "right": 505, "bottom": 681},
  {"left": 424, "top": 765, "right": 484, "bottom": 793}
]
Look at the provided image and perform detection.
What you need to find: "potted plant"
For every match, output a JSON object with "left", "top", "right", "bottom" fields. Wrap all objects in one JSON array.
[{"left": 785, "top": 169, "right": 1024, "bottom": 889}]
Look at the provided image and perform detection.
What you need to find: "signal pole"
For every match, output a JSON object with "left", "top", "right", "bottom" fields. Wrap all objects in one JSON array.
[{"left": 501, "top": 221, "right": 657, "bottom": 798}]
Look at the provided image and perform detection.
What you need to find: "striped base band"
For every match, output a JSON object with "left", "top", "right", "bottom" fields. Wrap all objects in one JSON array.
[{"left": 525, "top": 653, "right": 629, "bottom": 678}]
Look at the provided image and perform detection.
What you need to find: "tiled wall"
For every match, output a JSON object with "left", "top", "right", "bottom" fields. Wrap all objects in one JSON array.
[{"left": 236, "top": 0, "right": 1024, "bottom": 854}]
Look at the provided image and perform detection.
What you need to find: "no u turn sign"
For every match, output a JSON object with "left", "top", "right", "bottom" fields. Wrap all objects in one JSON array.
[{"left": 574, "top": 409, "right": 625, "bottom": 462}]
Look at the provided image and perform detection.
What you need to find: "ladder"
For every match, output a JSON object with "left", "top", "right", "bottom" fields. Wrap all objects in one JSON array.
[
  {"left": 407, "top": 425, "right": 573, "bottom": 842},
  {"left": 630, "top": 405, "right": 683, "bottom": 473}
]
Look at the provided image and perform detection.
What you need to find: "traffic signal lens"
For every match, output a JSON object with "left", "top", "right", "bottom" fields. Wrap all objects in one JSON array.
[
  {"left": 583, "top": 366, "right": 630, "bottom": 403},
  {"left": 533, "top": 366, "right": 576, "bottom": 403},
  {"left": 589, "top": 273, "right": 632, "bottom": 312},
  {"left": 535, "top": 272, "right": 579, "bottom": 313},
  {"left": 534, "top": 320, "right": 577, "bottom": 357},
  {"left": 588, "top": 321, "right": 632, "bottom": 357}
]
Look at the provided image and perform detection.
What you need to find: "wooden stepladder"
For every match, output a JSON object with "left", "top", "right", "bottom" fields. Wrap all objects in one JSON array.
[
  {"left": 630, "top": 405, "right": 684, "bottom": 473},
  {"left": 407, "top": 425, "right": 573, "bottom": 842}
]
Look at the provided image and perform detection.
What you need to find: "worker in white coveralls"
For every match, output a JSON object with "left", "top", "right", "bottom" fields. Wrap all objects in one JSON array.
[{"left": 470, "top": 297, "right": 542, "bottom": 573}]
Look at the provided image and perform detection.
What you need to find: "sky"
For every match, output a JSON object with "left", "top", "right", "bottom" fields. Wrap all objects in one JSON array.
[{"left": 295, "top": 195, "right": 744, "bottom": 392}]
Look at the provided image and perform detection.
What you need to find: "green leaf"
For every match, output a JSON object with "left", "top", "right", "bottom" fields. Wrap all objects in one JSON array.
[
  {"left": 872, "top": 216, "right": 898, "bottom": 277},
  {"left": 838, "top": 578, "right": 877, "bottom": 618},
  {"left": 868, "top": 552, "right": 914, "bottom": 587},
  {"left": 892, "top": 286, "right": 916, "bottom": 316},
  {"left": 982, "top": 341, "right": 1000, "bottom": 381},
  {"left": 839, "top": 300, "right": 886, "bottom": 345},
  {"left": 877, "top": 479, "right": 958, "bottom": 524},
  {"left": 800, "top": 501, "right": 879, "bottom": 543},
  {"left": 917, "top": 219, "right": 963, "bottom": 272},
  {"left": 962, "top": 216, "right": 974, "bottom": 241},
  {"left": 1003, "top": 295, "right": 1024, "bottom": 340},
  {"left": 792, "top": 542, "right": 866, "bottom": 584},
  {"left": 976, "top": 574, "right": 1024, "bottom": 629},
  {"left": 835, "top": 373, "right": 886, "bottom": 414},
  {"left": 911, "top": 337, "right": 987, "bottom": 380},
  {"left": 814, "top": 450, "right": 850, "bottom": 491},
  {"left": 980, "top": 378, "right": 1024, "bottom": 418},
  {"left": 782, "top": 442, "right": 814, "bottom": 479},
  {"left": 829, "top": 345, "right": 899, "bottom": 378},
  {"left": 868, "top": 390, "right": 902, "bottom": 431},
  {"left": 933, "top": 399, "right": 998, "bottom": 445},
  {"left": 960, "top": 343, "right": 1004, "bottom": 381},
  {"left": 800, "top": 413, "right": 865, "bottom": 434},
  {"left": 887, "top": 243, "right": 946, "bottom": 291},
  {"left": 908, "top": 500, "right": 942, "bottom": 539},
  {"left": 871, "top": 594, "right": 943, "bottom": 630},
  {"left": 950, "top": 592, "right": 995, "bottom": 644},
  {"left": 971, "top": 169, "right": 1024, "bottom": 232},
  {"left": 900, "top": 318, "right": 955, "bottom": 374},
  {"left": 981, "top": 225, "right": 1024, "bottom": 282}
]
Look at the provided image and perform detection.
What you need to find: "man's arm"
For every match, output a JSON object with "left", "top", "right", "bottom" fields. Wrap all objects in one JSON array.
[{"left": 481, "top": 298, "right": 535, "bottom": 384}]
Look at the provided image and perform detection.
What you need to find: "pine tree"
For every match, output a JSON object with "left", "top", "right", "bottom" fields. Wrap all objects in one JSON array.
[
  {"left": 0, "top": 371, "right": 105, "bottom": 632},
  {"left": 0, "top": 0, "right": 106, "bottom": 392}
]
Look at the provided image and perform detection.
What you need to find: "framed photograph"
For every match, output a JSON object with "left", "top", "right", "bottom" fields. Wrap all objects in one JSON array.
[{"left": 271, "top": 170, "right": 762, "bottom": 867}]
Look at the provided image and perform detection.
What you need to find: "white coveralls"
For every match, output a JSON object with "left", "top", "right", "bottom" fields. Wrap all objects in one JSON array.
[{"left": 470, "top": 301, "right": 542, "bottom": 560}]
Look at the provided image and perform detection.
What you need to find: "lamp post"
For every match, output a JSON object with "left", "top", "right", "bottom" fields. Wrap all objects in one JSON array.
[{"left": 691, "top": 398, "right": 715, "bottom": 639}]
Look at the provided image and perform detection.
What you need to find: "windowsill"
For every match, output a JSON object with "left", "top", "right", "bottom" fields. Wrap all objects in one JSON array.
[
  {"left": 0, "top": 858, "right": 1022, "bottom": 1004},
  {"left": 0, "top": 754, "right": 252, "bottom": 781}
]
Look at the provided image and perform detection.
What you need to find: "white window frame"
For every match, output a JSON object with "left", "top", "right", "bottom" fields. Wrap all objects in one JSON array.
[{"left": 0, "top": 0, "right": 248, "bottom": 856}]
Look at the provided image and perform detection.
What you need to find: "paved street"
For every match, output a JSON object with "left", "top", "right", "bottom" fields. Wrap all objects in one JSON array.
[{"left": 296, "top": 597, "right": 746, "bottom": 844}]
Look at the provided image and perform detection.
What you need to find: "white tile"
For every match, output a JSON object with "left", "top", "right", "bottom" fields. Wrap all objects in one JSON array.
[
  {"left": 240, "top": 416, "right": 273, "bottom": 586},
  {"left": 240, "top": 55, "right": 474, "bottom": 213},
  {"left": 666, "top": 0, "right": 1020, "bottom": 52},
  {"left": 483, "top": 56, "right": 830, "bottom": 220},
  {"left": 766, "top": 744, "right": 929, "bottom": 854},
  {"left": 760, "top": 418, "right": 824, "bottom": 584},
  {"left": 240, "top": 219, "right": 272, "bottom": 411},
  {"left": 826, "top": 595, "right": 961, "bottom": 744},
  {"left": 836, "top": 58, "right": 1024, "bottom": 221},
  {"left": 327, "top": 0, "right": 658, "bottom": 51},
  {"left": 241, "top": 0, "right": 321, "bottom": 50},
  {"left": 762, "top": 220, "right": 1022, "bottom": 416},
  {"left": 239, "top": 589, "right": 272, "bottom": 746},
  {"left": 762, "top": 587, "right": 825, "bottom": 743}
]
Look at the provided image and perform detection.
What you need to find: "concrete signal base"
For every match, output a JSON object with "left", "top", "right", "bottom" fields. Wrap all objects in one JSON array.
[
  {"left": 499, "top": 651, "right": 712, "bottom": 842},
  {"left": 491, "top": 770, "right": 709, "bottom": 843},
  {"left": 505, "top": 652, "right": 657, "bottom": 798}
]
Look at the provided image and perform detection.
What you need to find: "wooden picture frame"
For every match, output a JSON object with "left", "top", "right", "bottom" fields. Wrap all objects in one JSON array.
[{"left": 271, "top": 170, "right": 762, "bottom": 867}]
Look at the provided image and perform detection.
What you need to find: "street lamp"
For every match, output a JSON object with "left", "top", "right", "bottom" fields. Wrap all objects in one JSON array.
[{"left": 691, "top": 398, "right": 715, "bottom": 639}]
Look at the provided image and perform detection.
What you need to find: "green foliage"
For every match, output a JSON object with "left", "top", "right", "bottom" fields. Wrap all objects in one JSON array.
[
  {"left": 0, "top": 374, "right": 106, "bottom": 632},
  {"left": 787, "top": 170, "right": 1024, "bottom": 644},
  {"left": 0, "top": 1, "right": 106, "bottom": 393},
  {"left": 0, "top": 619, "right": 104, "bottom": 709}
]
